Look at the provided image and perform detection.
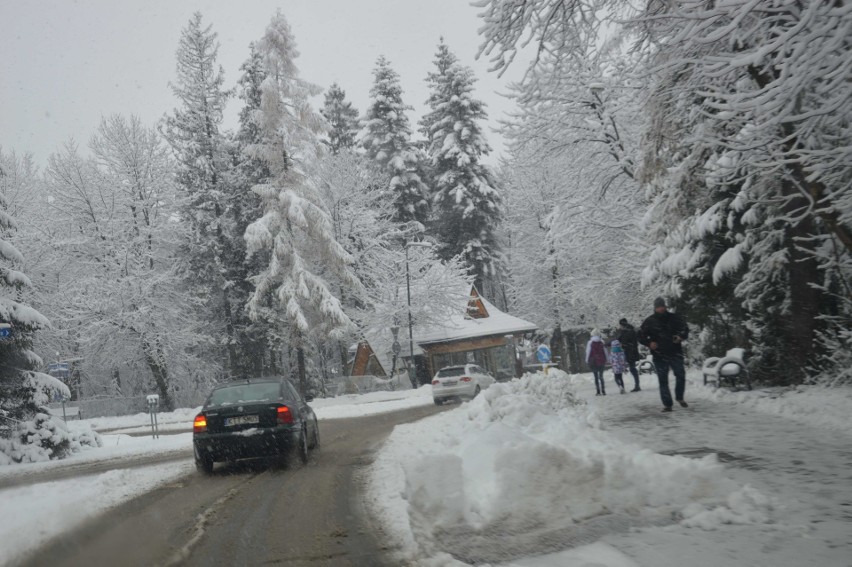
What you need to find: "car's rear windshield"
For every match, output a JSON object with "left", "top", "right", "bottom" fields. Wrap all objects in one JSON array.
[
  {"left": 207, "top": 383, "right": 281, "bottom": 407},
  {"left": 436, "top": 367, "right": 466, "bottom": 377}
]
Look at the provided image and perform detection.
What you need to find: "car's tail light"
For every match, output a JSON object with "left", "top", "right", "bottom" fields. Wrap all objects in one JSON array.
[
  {"left": 432, "top": 380, "right": 440, "bottom": 385},
  {"left": 193, "top": 414, "right": 207, "bottom": 433},
  {"left": 277, "top": 405, "right": 294, "bottom": 424},
  {"left": 460, "top": 377, "right": 472, "bottom": 382}
]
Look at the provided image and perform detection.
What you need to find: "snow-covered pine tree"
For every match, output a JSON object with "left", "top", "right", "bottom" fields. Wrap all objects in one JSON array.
[
  {"left": 362, "top": 56, "right": 429, "bottom": 226},
  {"left": 421, "top": 47, "right": 501, "bottom": 291},
  {"left": 163, "top": 12, "right": 248, "bottom": 378},
  {"left": 419, "top": 38, "right": 458, "bottom": 141},
  {"left": 0, "top": 152, "right": 75, "bottom": 463},
  {"left": 320, "top": 83, "right": 361, "bottom": 155},
  {"left": 244, "top": 11, "right": 362, "bottom": 394}
]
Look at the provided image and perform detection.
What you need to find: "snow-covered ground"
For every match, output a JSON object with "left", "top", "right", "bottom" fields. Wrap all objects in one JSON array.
[
  {"left": 55, "top": 385, "right": 435, "bottom": 436},
  {"left": 0, "top": 460, "right": 194, "bottom": 566},
  {"left": 367, "top": 369, "right": 852, "bottom": 566},
  {"left": 311, "top": 384, "right": 434, "bottom": 419}
]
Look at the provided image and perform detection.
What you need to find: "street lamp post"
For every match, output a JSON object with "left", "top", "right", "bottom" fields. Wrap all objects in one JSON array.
[{"left": 405, "top": 241, "right": 432, "bottom": 388}]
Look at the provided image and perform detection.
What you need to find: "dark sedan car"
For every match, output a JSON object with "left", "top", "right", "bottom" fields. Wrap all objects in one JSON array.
[{"left": 192, "top": 378, "right": 320, "bottom": 473}]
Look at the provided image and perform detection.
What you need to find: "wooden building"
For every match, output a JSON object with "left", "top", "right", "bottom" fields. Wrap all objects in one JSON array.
[{"left": 347, "top": 287, "right": 538, "bottom": 386}]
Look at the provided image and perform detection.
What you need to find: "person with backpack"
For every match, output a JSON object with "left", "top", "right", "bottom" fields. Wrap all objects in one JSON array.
[
  {"left": 609, "top": 339, "right": 628, "bottom": 394},
  {"left": 615, "top": 318, "right": 641, "bottom": 392},
  {"left": 639, "top": 297, "right": 690, "bottom": 412},
  {"left": 586, "top": 329, "right": 609, "bottom": 396}
]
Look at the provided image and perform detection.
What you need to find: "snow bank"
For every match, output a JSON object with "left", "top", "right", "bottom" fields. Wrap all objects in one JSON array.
[
  {"left": 0, "top": 460, "right": 193, "bottom": 565},
  {"left": 311, "top": 385, "right": 434, "bottom": 420},
  {"left": 688, "top": 374, "right": 852, "bottom": 433},
  {"left": 368, "top": 371, "right": 773, "bottom": 565}
]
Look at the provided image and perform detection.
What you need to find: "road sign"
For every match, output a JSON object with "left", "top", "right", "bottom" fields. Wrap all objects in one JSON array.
[
  {"left": 391, "top": 341, "right": 401, "bottom": 355},
  {"left": 536, "top": 344, "right": 552, "bottom": 363},
  {"left": 0, "top": 323, "right": 12, "bottom": 341},
  {"left": 48, "top": 363, "right": 71, "bottom": 379}
]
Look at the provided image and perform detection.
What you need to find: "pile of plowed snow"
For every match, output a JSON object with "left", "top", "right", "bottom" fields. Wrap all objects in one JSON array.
[{"left": 367, "top": 370, "right": 773, "bottom": 566}]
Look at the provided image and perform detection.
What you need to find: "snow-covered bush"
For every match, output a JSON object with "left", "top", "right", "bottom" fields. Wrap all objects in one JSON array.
[{"left": 0, "top": 370, "right": 102, "bottom": 465}]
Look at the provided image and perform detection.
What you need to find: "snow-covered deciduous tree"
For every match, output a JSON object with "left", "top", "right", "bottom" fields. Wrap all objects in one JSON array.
[
  {"left": 39, "top": 117, "right": 213, "bottom": 409},
  {"left": 499, "top": 138, "right": 649, "bottom": 336},
  {"left": 243, "top": 11, "right": 362, "bottom": 394},
  {"left": 362, "top": 56, "right": 429, "bottom": 226},
  {"left": 421, "top": 43, "right": 501, "bottom": 291},
  {"left": 320, "top": 83, "right": 361, "bottom": 155}
]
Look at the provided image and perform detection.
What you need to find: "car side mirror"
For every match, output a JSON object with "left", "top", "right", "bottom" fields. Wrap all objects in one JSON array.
[{"left": 305, "top": 395, "right": 314, "bottom": 403}]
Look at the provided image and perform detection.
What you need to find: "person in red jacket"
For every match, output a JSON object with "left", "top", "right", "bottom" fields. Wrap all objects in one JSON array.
[
  {"left": 639, "top": 297, "right": 690, "bottom": 412},
  {"left": 586, "top": 329, "right": 609, "bottom": 396}
]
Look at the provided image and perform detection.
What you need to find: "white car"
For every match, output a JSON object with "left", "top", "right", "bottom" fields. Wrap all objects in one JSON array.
[{"left": 431, "top": 364, "right": 496, "bottom": 405}]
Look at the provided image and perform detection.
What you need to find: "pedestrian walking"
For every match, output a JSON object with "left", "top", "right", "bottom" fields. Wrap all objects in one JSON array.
[
  {"left": 616, "top": 318, "right": 641, "bottom": 392},
  {"left": 586, "top": 329, "right": 608, "bottom": 396},
  {"left": 638, "top": 297, "right": 690, "bottom": 412},
  {"left": 610, "top": 339, "right": 628, "bottom": 394}
]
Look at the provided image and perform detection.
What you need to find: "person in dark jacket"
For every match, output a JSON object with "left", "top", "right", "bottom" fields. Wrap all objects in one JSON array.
[
  {"left": 638, "top": 297, "right": 690, "bottom": 412},
  {"left": 615, "top": 318, "right": 641, "bottom": 392}
]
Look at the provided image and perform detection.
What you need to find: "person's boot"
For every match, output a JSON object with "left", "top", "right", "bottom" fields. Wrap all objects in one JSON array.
[
  {"left": 661, "top": 406, "right": 673, "bottom": 412},
  {"left": 678, "top": 400, "right": 688, "bottom": 408}
]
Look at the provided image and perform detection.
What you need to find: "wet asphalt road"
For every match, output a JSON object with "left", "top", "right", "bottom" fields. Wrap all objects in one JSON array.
[{"left": 19, "top": 403, "right": 447, "bottom": 567}]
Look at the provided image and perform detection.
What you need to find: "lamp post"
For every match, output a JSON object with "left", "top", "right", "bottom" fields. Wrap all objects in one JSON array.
[{"left": 405, "top": 241, "right": 432, "bottom": 388}]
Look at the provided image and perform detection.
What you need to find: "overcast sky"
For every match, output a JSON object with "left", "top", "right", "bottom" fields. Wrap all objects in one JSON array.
[{"left": 1, "top": 0, "right": 528, "bottom": 166}]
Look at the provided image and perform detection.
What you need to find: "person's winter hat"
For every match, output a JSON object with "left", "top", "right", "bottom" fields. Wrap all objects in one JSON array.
[
  {"left": 591, "top": 328, "right": 601, "bottom": 337},
  {"left": 654, "top": 297, "right": 667, "bottom": 309},
  {"left": 618, "top": 318, "right": 628, "bottom": 326}
]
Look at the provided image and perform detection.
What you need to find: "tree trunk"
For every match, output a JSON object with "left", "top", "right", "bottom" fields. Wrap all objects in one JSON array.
[
  {"left": 296, "top": 345, "right": 307, "bottom": 397},
  {"left": 222, "top": 288, "right": 238, "bottom": 378},
  {"left": 142, "top": 335, "right": 174, "bottom": 410},
  {"left": 778, "top": 178, "right": 822, "bottom": 385}
]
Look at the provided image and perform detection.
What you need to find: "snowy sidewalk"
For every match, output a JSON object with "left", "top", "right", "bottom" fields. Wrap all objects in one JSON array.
[
  {"left": 583, "top": 371, "right": 852, "bottom": 567},
  {"left": 367, "top": 370, "right": 852, "bottom": 567}
]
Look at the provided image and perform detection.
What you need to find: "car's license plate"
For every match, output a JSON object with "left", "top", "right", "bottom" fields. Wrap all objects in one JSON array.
[
  {"left": 444, "top": 381, "right": 457, "bottom": 386},
  {"left": 225, "top": 415, "right": 259, "bottom": 427}
]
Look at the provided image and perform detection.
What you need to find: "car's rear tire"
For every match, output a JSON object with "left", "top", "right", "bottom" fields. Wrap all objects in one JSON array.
[
  {"left": 294, "top": 427, "right": 309, "bottom": 465},
  {"left": 310, "top": 418, "right": 320, "bottom": 449},
  {"left": 473, "top": 386, "right": 481, "bottom": 397},
  {"left": 434, "top": 398, "right": 443, "bottom": 406},
  {"left": 196, "top": 452, "right": 214, "bottom": 475}
]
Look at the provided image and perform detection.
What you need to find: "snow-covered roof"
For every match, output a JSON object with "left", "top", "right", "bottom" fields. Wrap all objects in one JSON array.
[
  {"left": 415, "top": 291, "right": 537, "bottom": 345},
  {"left": 354, "top": 289, "right": 536, "bottom": 375}
]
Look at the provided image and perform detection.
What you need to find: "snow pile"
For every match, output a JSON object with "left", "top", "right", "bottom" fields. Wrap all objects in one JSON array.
[
  {"left": 368, "top": 371, "right": 773, "bottom": 565},
  {"left": 688, "top": 376, "right": 852, "bottom": 433}
]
